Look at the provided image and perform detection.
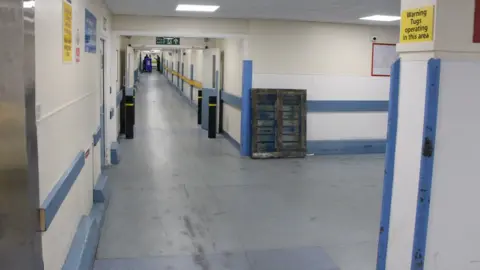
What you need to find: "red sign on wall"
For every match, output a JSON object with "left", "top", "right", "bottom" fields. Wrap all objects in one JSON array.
[
  {"left": 76, "top": 48, "right": 81, "bottom": 63},
  {"left": 474, "top": 0, "right": 480, "bottom": 42}
]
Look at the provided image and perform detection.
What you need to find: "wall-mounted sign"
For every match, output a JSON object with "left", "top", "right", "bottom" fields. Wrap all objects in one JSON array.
[
  {"left": 156, "top": 37, "right": 180, "bottom": 45},
  {"left": 76, "top": 48, "right": 80, "bottom": 63},
  {"left": 63, "top": 0, "right": 73, "bottom": 62},
  {"left": 75, "top": 28, "right": 81, "bottom": 63},
  {"left": 371, "top": 43, "right": 397, "bottom": 77},
  {"left": 400, "top": 6, "right": 434, "bottom": 43},
  {"left": 85, "top": 9, "right": 97, "bottom": 53}
]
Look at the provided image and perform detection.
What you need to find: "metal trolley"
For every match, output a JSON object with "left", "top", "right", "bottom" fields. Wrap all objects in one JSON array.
[{"left": 251, "top": 89, "right": 307, "bottom": 159}]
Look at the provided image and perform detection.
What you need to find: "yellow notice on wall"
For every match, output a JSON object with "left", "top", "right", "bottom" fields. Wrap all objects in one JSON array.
[
  {"left": 63, "top": 0, "right": 73, "bottom": 62},
  {"left": 400, "top": 6, "right": 435, "bottom": 43}
]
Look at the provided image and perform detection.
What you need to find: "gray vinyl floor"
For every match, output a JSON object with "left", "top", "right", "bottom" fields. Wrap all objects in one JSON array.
[{"left": 94, "top": 73, "right": 385, "bottom": 270}]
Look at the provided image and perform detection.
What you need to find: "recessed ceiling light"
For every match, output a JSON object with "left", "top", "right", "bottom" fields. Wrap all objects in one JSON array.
[
  {"left": 24, "top": 1, "right": 35, "bottom": 8},
  {"left": 359, "top": 15, "right": 400, "bottom": 22},
  {"left": 176, "top": 4, "right": 220, "bottom": 12}
]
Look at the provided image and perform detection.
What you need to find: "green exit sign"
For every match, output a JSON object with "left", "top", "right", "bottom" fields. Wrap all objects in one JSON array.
[{"left": 156, "top": 37, "right": 180, "bottom": 45}]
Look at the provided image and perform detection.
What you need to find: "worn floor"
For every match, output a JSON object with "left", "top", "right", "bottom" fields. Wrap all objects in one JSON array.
[{"left": 94, "top": 72, "right": 385, "bottom": 270}]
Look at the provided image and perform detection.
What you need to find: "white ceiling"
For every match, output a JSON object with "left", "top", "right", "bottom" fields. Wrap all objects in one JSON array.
[{"left": 106, "top": 0, "right": 400, "bottom": 25}]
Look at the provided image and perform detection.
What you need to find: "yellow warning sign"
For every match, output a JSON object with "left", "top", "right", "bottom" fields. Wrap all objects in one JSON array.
[
  {"left": 400, "top": 6, "right": 435, "bottom": 43},
  {"left": 63, "top": 0, "right": 73, "bottom": 62}
]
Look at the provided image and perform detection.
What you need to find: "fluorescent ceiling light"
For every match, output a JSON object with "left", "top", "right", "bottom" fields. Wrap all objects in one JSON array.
[
  {"left": 176, "top": 4, "right": 219, "bottom": 12},
  {"left": 359, "top": 15, "right": 400, "bottom": 22},
  {"left": 24, "top": 1, "right": 35, "bottom": 8}
]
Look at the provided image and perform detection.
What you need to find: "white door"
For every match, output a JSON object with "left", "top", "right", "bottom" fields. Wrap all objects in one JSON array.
[{"left": 202, "top": 48, "right": 221, "bottom": 132}]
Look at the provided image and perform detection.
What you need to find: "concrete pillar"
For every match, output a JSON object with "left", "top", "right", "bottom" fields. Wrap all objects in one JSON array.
[
  {"left": 384, "top": 0, "right": 480, "bottom": 269},
  {"left": 0, "top": 0, "right": 44, "bottom": 269}
]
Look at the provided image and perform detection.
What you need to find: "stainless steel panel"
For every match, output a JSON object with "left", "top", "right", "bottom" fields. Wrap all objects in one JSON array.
[{"left": 0, "top": 0, "right": 44, "bottom": 268}]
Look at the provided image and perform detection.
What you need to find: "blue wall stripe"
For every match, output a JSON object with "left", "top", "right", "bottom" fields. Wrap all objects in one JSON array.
[
  {"left": 376, "top": 59, "right": 401, "bottom": 270},
  {"left": 93, "top": 174, "right": 109, "bottom": 203},
  {"left": 240, "top": 60, "right": 253, "bottom": 157},
  {"left": 116, "top": 91, "right": 123, "bottom": 107},
  {"left": 62, "top": 215, "right": 99, "bottom": 270},
  {"left": 111, "top": 142, "right": 121, "bottom": 165},
  {"left": 411, "top": 59, "right": 441, "bottom": 270},
  {"left": 93, "top": 126, "right": 102, "bottom": 146},
  {"left": 221, "top": 91, "right": 242, "bottom": 109},
  {"left": 62, "top": 197, "right": 109, "bottom": 269},
  {"left": 307, "top": 100, "right": 389, "bottom": 112},
  {"left": 40, "top": 151, "right": 85, "bottom": 231},
  {"left": 307, "top": 139, "right": 386, "bottom": 155}
]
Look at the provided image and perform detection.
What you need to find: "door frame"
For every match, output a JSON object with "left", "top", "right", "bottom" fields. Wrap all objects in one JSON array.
[
  {"left": 219, "top": 51, "right": 225, "bottom": 133},
  {"left": 100, "top": 38, "right": 107, "bottom": 169}
]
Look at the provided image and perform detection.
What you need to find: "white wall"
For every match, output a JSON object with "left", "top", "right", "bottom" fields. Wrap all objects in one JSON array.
[
  {"left": 386, "top": 60, "right": 428, "bottom": 270},
  {"left": 249, "top": 20, "right": 398, "bottom": 76},
  {"left": 35, "top": 0, "right": 111, "bottom": 269},
  {"left": 192, "top": 49, "right": 204, "bottom": 105},
  {"left": 126, "top": 46, "right": 135, "bottom": 88},
  {"left": 202, "top": 48, "right": 219, "bottom": 89},
  {"left": 183, "top": 49, "right": 193, "bottom": 100},
  {"left": 423, "top": 61, "right": 480, "bottom": 270},
  {"left": 222, "top": 38, "right": 244, "bottom": 143},
  {"left": 249, "top": 20, "right": 398, "bottom": 141},
  {"left": 134, "top": 49, "right": 141, "bottom": 73},
  {"left": 112, "top": 15, "right": 249, "bottom": 37}
]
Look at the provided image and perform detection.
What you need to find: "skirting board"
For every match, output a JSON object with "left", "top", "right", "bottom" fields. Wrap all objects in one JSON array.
[
  {"left": 111, "top": 142, "right": 121, "bottom": 165},
  {"left": 93, "top": 174, "right": 109, "bottom": 203},
  {"left": 307, "top": 139, "right": 387, "bottom": 155},
  {"left": 62, "top": 202, "right": 108, "bottom": 270},
  {"left": 222, "top": 131, "right": 241, "bottom": 152}
]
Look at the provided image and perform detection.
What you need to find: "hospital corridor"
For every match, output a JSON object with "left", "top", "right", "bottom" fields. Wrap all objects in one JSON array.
[{"left": 2, "top": 0, "right": 479, "bottom": 270}]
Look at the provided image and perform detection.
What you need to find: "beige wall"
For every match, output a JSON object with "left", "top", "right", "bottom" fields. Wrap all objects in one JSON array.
[
  {"left": 221, "top": 38, "right": 244, "bottom": 142},
  {"left": 112, "top": 15, "right": 249, "bottom": 37},
  {"left": 35, "top": 0, "right": 112, "bottom": 269},
  {"left": 249, "top": 20, "right": 399, "bottom": 76}
]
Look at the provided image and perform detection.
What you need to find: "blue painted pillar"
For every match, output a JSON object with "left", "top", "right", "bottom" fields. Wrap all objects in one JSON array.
[
  {"left": 240, "top": 60, "right": 253, "bottom": 157},
  {"left": 376, "top": 59, "right": 401, "bottom": 270}
]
